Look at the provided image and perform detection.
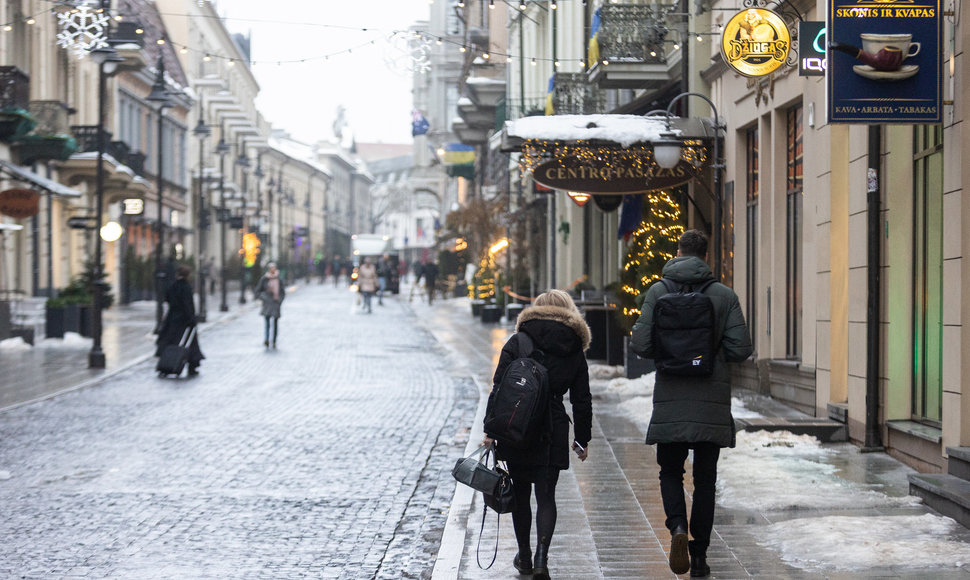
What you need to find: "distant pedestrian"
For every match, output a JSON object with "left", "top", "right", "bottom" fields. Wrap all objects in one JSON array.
[
  {"left": 256, "top": 262, "right": 286, "bottom": 348},
  {"left": 483, "top": 289, "right": 592, "bottom": 579},
  {"left": 356, "top": 257, "right": 379, "bottom": 313},
  {"left": 377, "top": 253, "right": 392, "bottom": 306},
  {"left": 421, "top": 259, "right": 439, "bottom": 305},
  {"left": 155, "top": 265, "right": 204, "bottom": 376},
  {"left": 630, "top": 229, "right": 753, "bottom": 577},
  {"left": 332, "top": 255, "right": 343, "bottom": 287}
]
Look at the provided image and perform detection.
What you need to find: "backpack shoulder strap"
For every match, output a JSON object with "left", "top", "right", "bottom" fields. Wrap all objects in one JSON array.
[
  {"left": 516, "top": 332, "right": 534, "bottom": 358},
  {"left": 696, "top": 279, "right": 717, "bottom": 294},
  {"left": 659, "top": 278, "right": 679, "bottom": 294}
]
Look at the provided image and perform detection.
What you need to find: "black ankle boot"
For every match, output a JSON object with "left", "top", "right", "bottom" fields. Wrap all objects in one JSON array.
[
  {"left": 513, "top": 549, "right": 533, "bottom": 575},
  {"left": 688, "top": 540, "right": 710, "bottom": 577},
  {"left": 669, "top": 525, "right": 689, "bottom": 575},
  {"left": 533, "top": 543, "right": 550, "bottom": 579}
]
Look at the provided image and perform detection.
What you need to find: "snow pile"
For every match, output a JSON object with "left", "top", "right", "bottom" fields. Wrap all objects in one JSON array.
[
  {"left": 0, "top": 336, "right": 31, "bottom": 351},
  {"left": 38, "top": 332, "right": 92, "bottom": 348},
  {"left": 588, "top": 364, "right": 625, "bottom": 381},
  {"left": 762, "top": 514, "right": 970, "bottom": 570},
  {"left": 718, "top": 430, "right": 922, "bottom": 512},
  {"left": 507, "top": 114, "right": 676, "bottom": 148}
]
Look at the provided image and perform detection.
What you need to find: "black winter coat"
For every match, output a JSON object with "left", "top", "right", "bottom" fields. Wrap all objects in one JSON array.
[
  {"left": 486, "top": 304, "right": 592, "bottom": 470},
  {"left": 630, "top": 256, "right": 752, "bottom": 448},
  {"left": 155, "top": 279, "right": 203, "bottom": 366}
]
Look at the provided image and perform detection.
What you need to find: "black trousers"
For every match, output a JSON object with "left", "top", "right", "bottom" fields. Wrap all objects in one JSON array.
[{"left": 656, "top": 441, "right": 721, "bottom": 550}]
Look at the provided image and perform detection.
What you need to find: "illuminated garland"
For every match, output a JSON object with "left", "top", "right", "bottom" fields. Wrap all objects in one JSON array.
[
  {"left": 617, "top": 190, "right": 682, "bottom": 331},
  {"left": 519, "top": 139, "right": 710, "bottom": 178}
]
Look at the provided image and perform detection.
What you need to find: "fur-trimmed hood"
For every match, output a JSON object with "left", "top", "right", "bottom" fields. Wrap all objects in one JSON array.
[{"left": 515, "top": 304, "right": 592, "bottom": 354}]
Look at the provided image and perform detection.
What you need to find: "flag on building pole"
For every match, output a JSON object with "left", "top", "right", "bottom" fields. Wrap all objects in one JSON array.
[
  {"left": 544, "top": 76, "right": 555, "bottom": 115},
  {"left": 617, "top": 194, "right": 644, "bottom": 241},
  {"left": 411, "top": 109, "right": 430, "bottom": 136},
  {"left": 588, "top": 8, "right": 602, "bottom": 68}
]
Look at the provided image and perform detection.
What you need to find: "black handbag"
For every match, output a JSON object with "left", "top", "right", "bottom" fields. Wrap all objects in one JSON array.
[
  {"left": 452, "top": 443, "right": 503, "bottom": 494},
  {"left": 482, "top": 465, "right": 515, "bottom": 514}
]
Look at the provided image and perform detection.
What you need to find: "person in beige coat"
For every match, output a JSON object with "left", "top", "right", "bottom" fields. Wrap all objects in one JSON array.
[{"left": 356, "top": 257, "right": 379, "bottom": 313}]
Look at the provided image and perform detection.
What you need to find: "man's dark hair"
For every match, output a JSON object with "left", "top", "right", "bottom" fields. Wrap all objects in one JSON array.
[
  {"left": 176, "top": 265, "right": 191, "bottom": 279},
  {"left": 678, "top": 229, "right": 708, "bottom": 258}
]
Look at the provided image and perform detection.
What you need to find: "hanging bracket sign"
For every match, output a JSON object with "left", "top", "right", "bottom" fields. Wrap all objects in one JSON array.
[
  {"left": 0, "top": 188, "right": 41, "bottom": 218},
  {"left": 721, "top": 8, "right": 792, "bottom": 77},
  {"left": 532, "top": 158, "right": 695, "bottom": 195}
]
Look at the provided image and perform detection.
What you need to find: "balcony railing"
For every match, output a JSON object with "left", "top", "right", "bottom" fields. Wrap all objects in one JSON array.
[
  {"left": 0, "top": 66, "right": 30, "bottom": 110},
  {"left": 71, "top": 125, "right": 109, "bottom": 153},
  {"left": 597, "top": 4, "right": 668, "bottom": 64},
  {"left": 552, "top": 73, "right": 604, "bottom": 115},
  {"left": 71, "top": 124, "right": 147, "bottom": 176}
]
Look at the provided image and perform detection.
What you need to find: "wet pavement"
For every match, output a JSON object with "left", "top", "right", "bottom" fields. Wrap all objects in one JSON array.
[{"left": 2, "top": 282, "right": 970, "bottom": 579}]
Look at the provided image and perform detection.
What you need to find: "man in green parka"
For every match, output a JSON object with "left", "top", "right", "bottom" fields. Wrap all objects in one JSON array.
[{"left": 631, "top": 229, "right": 753, "bottom": 578}]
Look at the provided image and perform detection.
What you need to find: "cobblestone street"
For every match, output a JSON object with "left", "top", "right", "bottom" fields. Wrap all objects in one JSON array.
[{"left": 0, "top": 284, "right": 476, "bottom": 579}]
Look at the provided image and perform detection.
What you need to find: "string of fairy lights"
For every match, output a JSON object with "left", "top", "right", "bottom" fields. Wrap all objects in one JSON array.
[
  {"left": 618, "top": 190, "right": 682, "bottom": 323},
  {"left": 519, "top": 139, "right": 711, "bottom": 181},
  {"left": 11, "top": 1, "right": 724, "bottom": 71}
]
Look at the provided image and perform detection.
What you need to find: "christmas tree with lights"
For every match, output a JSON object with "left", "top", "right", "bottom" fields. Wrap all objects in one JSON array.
[{"left": 617, "top": 190, "right": 683, "bottom": 332}]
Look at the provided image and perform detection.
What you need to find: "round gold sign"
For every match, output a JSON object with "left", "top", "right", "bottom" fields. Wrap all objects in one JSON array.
[{"left": 721, "top": 8, "right": 790, "bottom": 77}]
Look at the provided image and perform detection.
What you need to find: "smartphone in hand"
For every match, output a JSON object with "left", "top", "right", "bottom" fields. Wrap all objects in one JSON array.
[{"left": 572, "top": 441, "right": 585, "bottom": 456}]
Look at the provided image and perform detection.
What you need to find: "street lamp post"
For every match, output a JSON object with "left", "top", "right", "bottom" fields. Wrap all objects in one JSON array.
[
  {"left": 253, "top": 155, "right": 264, "bottom": 263},
  {"left": 652, "top": 92, "right": 725, "bottom": 280},
  {"left": 216, "top": 127, "right": 230, "bottom": 312},
  {"left": 193, "top": 102, "right": 211, "bottom": 322},
  {"left": 304, "top": 174, "right": 314, "bottom": 283},
  {"left": 87, "top": 43, "right": 125, "bottom": 369},
  {"left": 147, "top": 55, "right": 173, "bottom": 333},
  {"left": 236, "top": 141, "right": 250, "bottom": 304}
]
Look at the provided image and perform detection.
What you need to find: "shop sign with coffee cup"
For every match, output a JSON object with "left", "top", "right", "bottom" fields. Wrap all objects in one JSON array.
[{"left": 828, "top": 0, "right": 941, "bottom": 124}]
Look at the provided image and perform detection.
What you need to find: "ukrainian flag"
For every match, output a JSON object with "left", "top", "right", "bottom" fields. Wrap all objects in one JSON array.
[
  {"left": 443, "top": 143, "right": 475, "bottom": 179},
  {"left": 588, "top": 7, "right": 601, "bottom": 68},
  {"left": 544, "top": 75, "right": 555, "bottom": 116},
  {"left": 442, "top": 143, "right": 475, "bottom": 165}
]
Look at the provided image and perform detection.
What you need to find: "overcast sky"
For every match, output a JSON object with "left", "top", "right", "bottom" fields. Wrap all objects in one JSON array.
[{"left": 219, "top": 0, "right": 431, "bottom": 146}]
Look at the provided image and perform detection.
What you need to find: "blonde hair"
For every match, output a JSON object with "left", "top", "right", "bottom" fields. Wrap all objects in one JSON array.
[{"left": 533, "top": 289, "right": 579, "bottom": 313}]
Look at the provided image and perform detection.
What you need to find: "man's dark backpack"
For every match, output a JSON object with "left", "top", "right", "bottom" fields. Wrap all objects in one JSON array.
[
  {"left": 484, "top": 333, "right": 550, "bottom": 448},
  {"left": 652, "top": 278, "right": 717, "bottom": 376}
]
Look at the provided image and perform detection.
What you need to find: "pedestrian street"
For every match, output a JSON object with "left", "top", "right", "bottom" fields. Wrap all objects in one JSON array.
[{"left": 0, "top": 282, "right": 477, "bottom": 579}]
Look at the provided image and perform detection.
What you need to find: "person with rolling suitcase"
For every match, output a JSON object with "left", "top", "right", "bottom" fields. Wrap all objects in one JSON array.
[
  {"left": 155, "top": 265, "right": 204, "bottom": 377},
  {"left": 156, "top": 325, "right": 197, "bottom": 377}
]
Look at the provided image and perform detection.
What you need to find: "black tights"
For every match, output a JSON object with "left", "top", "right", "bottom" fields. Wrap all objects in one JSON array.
[{"left": 510, "top": 468, "right": 560, "bottom": 551}]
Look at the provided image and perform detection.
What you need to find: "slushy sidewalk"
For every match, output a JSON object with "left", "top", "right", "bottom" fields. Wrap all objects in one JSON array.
[
  {"left": 419, "top": 295, "right": 970, "bottom": 579},
  {"left": 0, "top": 286, "right": 258, "bottom": 411}
]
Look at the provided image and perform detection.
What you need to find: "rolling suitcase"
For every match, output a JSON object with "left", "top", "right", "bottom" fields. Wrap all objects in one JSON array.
[{"left": 156, "top": 326, "right": 196, "bottom": 377}]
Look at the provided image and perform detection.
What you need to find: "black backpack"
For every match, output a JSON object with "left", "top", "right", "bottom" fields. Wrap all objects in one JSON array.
[
  {"left": 484, "top": 333, "right": 550, "bottom": 448},
  {"left": 652, "top": 278, "right": 717, "bottom": 376}
]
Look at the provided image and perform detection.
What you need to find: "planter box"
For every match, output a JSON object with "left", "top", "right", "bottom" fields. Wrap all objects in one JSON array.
[
  {"left": 64, "top": 304, "right": 81, "bottom": 334},
  {"left": 506, "top": 303, "right": 525, "bottom": 323},
  {"left": 481, "top": 305, "right": 502, "bottom": 323},
  {"left": 45, "top": 306, "right": 65, "bottom": 339},
  {"left": 471, "top": 299, "right": 486, "bottom": 317},
  {"left": 14, "top": 134, "right": 78, "bottom": 164},
  {"left": 78, "top": 305, "right": 92, "bottom": 338}
]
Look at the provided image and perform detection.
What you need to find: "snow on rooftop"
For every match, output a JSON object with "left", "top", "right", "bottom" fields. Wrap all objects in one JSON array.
[
  {"left": 465, "top": 76, "right": 505, "bottom": 85},
  {"left": 507, "top": 114, "right": 676, "bottom": 148}
]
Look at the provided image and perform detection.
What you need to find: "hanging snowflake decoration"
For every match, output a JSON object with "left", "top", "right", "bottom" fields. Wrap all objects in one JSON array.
[
  {"left": 56, "top": 2, "right": 111, "bottom": 59},
  {"left": 384, "top": 31, "right": 433, "bottom": 76}
]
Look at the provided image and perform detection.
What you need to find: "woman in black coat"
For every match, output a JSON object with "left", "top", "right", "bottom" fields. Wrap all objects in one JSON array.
[
  {"left": 484, "top": 289, "right": 592, "bottom": 579},
  {"left": 155, "top": 265, "right": 204, "bottom": 375}
]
